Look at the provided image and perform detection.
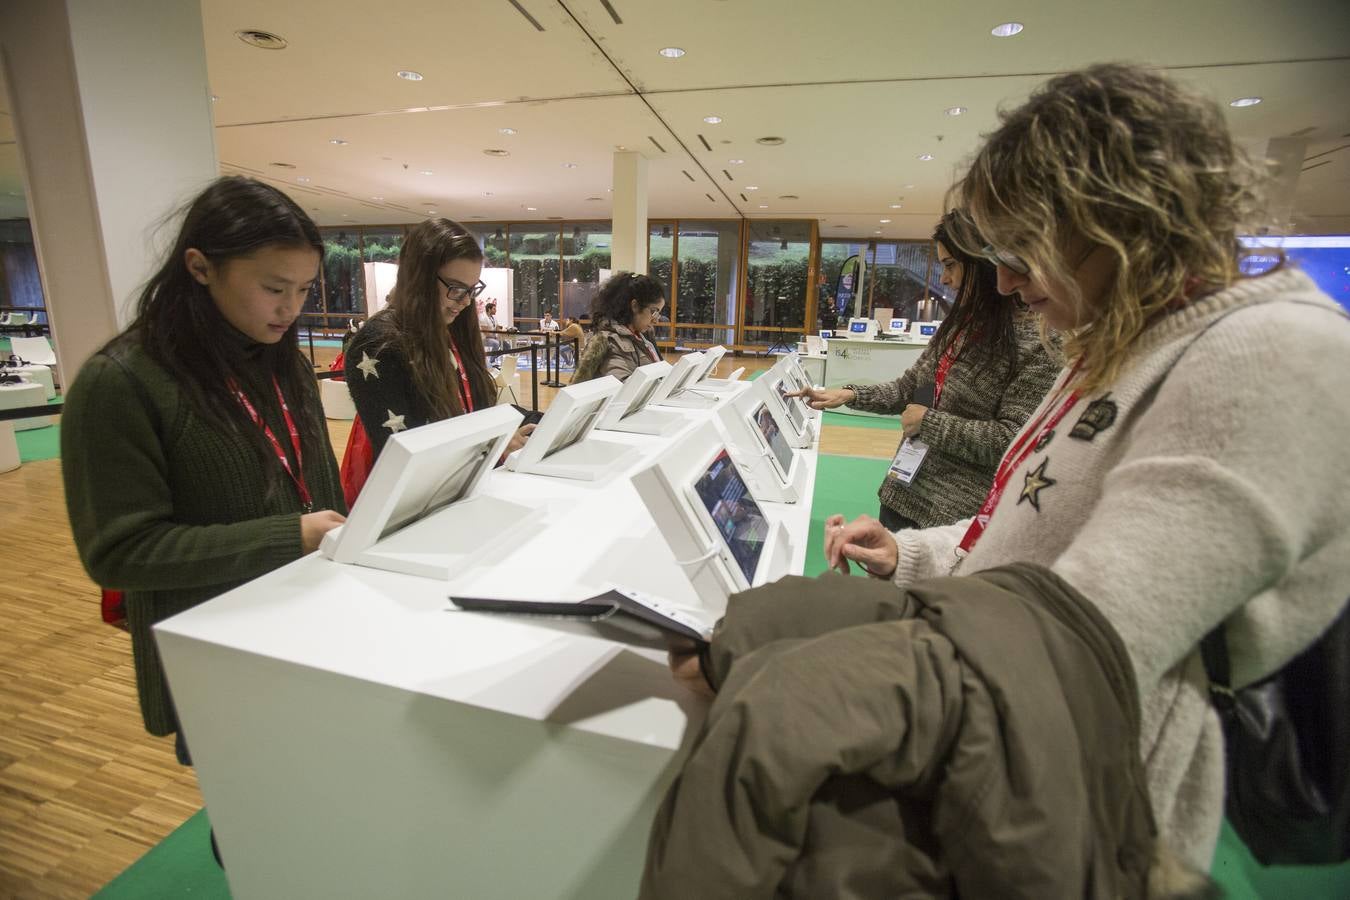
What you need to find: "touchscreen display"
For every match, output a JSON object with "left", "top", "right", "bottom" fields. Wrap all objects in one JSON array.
[
  {"left": 692, "top": 449, "right": 769, "bottom": 584},
  {"left": 752, "top": 403, "right": 794, "bottom": 478},
  {"left": 849, "top": 321, "right": 867, "bottom": 333},
  {"left": 663, "top": 360, "right": 697, "bottom": 397},
  {"left": 919, "top": 323, "right": 937, "bottom": 336},
  {"left": 774, "top": 379, "right": 805, "bottom": 432},
  {"left": 819, "top": 330, "right": 833, "bottom": 339},
  {"left": 543, "top": 397, "right": 607, "bottom": 459},
  {"left": 622, "top": 375, "right": 663, "bottom": 419},
  {"left": 382, "top": 437, "right": 497, "bottom": 538}
]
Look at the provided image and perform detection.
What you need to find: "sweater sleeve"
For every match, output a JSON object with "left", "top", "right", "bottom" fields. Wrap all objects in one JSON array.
[
  {"left": 344, "top": 335, "right": 430, "bottom": 460},
  {"left": 846, "top": 343, "right": 936, "bottom": 415},
  {"left": 917, "top": 326, "right": 1063, "bottom": 466},
  {"left": 1053, "top": 302, "right": 1350, "bottom": 691},
  {"left": 61, "top": 356, "right": 303, "bottom": 592}
]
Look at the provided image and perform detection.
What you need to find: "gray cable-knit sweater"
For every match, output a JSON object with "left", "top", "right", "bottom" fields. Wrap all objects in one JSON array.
[
  {"left": 889, "top": 269, "right": 1350, "bottom": 869},
  {"left": 846, "top": 315, "right": 1061, "bottom": 527}
]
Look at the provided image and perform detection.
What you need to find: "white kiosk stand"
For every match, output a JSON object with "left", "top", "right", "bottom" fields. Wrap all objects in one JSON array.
[
  {"left": 651, "top": 352, "right": 719, "bottom": 410},
  {"left": 716, "top": 388, "right": 808, "bottom": 504},
  {"left": 504, "top": 376, "right": 637, "bottom": 481},
  {"left": 594, "top": 361, "right": 685, "bottom": 436}
]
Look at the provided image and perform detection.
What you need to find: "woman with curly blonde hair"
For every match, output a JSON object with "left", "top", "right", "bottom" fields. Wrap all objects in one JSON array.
[{"left": 658, "top": 63, "right": 1350, "bottom": 889}]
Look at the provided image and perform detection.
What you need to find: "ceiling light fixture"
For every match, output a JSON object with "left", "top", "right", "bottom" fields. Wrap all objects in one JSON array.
[
  {"left": 210, "top": 94, "right": 219, "bottom": 102},
  {"left": 329, "top": 138, "right": 348, "bottom": 145},
  {"left": 526, "top": 206, "right": 537, "bottom": 211},
  {"left": 991, "top": 22, "right": 1024, "bottom": 37},
  {"left": 420, "top": 170, "right": 434, "bottom": 175},
  {"left": 499, "top": 127, "right": 517, "bottom": 135},
  {"left": 372, "top": 196, "right": 384, "bottom": 201},
  {"left": 561, "top": 162, "right": 578, "bottom": 168},
  {"left": 483, "top": 191, "right": 493, "bottom": 197},
  {"left": 659, "top": 47, "right": 686, "bottom": 58},
  {"left": 1229, "top": 97, "right": 1263, "bottom": 108},
  {"left": 758, "top": 204, "right": 769, "bottom": 209},
  {"left": 756, "top": 136, "right": 786, "bottom": 146},
  {"left": 880, "top": 218, "right": 891, "bottom": 223},
  {"left": 703, "top": 115, "right": 723, "bottom": 124},
  {"left": 745, "top": 185, "right": 759, "bottom": 191},
  {"left": 918, "top": 154, "right": 934, "bottom": 161},
  {"left": 904, "top": 183, "right": 915, "bottom": 189},
  {"left": 586, "top": 196, "right": 603, "bottom": 201},
  {"left": 235, "top": 29, "right": 288, "bottom": 50},
  {"left": 297, "top": 176, "right": 311, "bottom": 183},
  {"left": 397, "top": 70, "right": 424, "bottom": 81},
  {"left": 728, "top": 158, "right": 744, "bottom": 165},
  {"left": 945, "top": 106, "right": 967, "bottom": 116},
  {"left": 483, "top": 149, "right": 510, "bottom": 157}
]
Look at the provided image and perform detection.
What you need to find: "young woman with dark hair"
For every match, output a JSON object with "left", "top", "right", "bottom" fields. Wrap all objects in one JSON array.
[
  {"left": 63, "top": 175, "right": 347, "bottom": 745},
  {"left": 571, "top": 271, "right": 666, "bottom": 383},
  {"left": 791, "top": 212, "right": 1061, "bottom": 529},
  {"left": 342, "top": 218, "right": 533, "bottom": 500}
]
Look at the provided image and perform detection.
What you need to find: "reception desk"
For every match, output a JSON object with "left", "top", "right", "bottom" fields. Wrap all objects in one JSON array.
[
  {"left": 155, "top": 385, "right": 819, "bottom": 899},
  {"left": 821, "top": 336, "right": 927, "bottom": 419}
]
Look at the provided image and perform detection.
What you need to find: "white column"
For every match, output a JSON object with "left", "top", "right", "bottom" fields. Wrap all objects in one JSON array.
[
  {"left": 610, "top": 152, "right": 649, "bottom": 275},
  {"left": 0, "top": 0, "right": 218, "bottom": 383}
]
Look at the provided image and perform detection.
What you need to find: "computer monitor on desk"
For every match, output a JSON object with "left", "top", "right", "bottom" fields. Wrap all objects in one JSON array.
[
  {"left": 595, "top": 360, "right": 683, "bottom": 436},
  {"left": 911, "top": 321, "right": 939, "bottom": 341},
  {"left": 888, "top": 317, "right": 910, "bottom": 334},
  {"left": 504, "top": 377, "right": 636, "bottom": 480},
  {"left": 818, "top": 329, "right": 833, "bottom": 340},
  {"left": 846, "top": 318, "right": 878, "bottom": 339}
]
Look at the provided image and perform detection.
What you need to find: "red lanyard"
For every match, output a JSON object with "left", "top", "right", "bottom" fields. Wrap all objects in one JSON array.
[
  {"left": 956, "top": 362, "right": 1082, "bottom": 555},
  {"left": 450, "top": 345, "right": 474, "bottom": 413},
  {"left": 932, "top": 329, "right": 965, "bottom": 407},
  {"left": 229, "top": 376, "right": 313, "bottom": 512}
]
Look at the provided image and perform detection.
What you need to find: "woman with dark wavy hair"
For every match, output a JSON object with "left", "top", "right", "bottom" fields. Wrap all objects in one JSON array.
[
  {"left": 342, "top": 218, "right": 533, "bottom": 501},
  {"left": 571, "top": 271, "right": 666, "bottom": 383},
  {"left": 63, "top": 175, "right": 347, "bottom": 746},
  {"left": 792, "top": 211, "right": 1060, "bottom": 529}
]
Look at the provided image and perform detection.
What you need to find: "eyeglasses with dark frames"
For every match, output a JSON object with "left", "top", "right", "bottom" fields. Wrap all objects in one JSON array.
[
  {"left": 980, "top": 244, "right": 1031, "bottom": 276},
  {"left": 437, "top": 276, "right": 487, "bottom": 302}
]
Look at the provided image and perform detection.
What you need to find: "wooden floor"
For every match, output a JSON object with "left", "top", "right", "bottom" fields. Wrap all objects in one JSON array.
[{"left": 0, "top": 353, "right": 897, "bottom": 897}]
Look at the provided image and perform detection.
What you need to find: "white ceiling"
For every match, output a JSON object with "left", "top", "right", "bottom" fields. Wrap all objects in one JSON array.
[{"left": 3, "top": 0, "right": 1349, "bottom": 236}]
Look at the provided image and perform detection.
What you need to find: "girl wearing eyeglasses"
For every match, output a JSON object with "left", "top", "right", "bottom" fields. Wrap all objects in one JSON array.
[{"left": 342, "top": 218, "right": 533, "bottom": 503}]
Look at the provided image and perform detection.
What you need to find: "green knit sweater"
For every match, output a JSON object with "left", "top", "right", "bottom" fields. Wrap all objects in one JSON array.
[{"left": 61, "top": 331, "right": 344, "bottom": 736}]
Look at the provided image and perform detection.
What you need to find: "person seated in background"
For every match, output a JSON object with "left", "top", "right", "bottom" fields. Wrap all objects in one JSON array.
[
  {"left": 791, "top": 211, "right": 1060, "bottom": 530},
  {"left": 343, "top": 218, "right": 533, "bottom": 504},
  {"left": 558, "top": 316, "right": 584, "bottom": 367},
  {"left": 539, "top": 310, "right": 560, "bottom": 332},
  {"left": 571, "top": 272, "right": 665, "bottom": 383},
  {"left": 478, "top": 300, "right": 501, "bottom": 353},
  {"left": 655, "top": 63, "right": 1350, "bottom": 895}
]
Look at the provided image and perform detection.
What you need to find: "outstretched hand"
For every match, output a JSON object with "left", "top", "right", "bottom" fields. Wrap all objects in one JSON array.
[
  {"left": 785, "top": 386, "right": 855, "bottom": 410},
  {"left": 822, "top": 513, "right": 899, "bottom": 578}
]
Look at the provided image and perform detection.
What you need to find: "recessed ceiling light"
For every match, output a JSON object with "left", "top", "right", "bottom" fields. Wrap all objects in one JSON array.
[
  {"left": 269, "top": 161, "right": 296, "bottom": 169},
  {"left": 561, "top": 162, "right": 578, "bottom": 168},
  {"left": 945, "top": 106, "right": 967, "bottom": 116},
  {"left": 756, "top": 136, "right": 786, "bottom": 146},
  {"left": 1229, "top": 97, "right": 1263, "bottom": 108},
  {"left": 499, "top": 127, "right": 517, "bottom": 135},
  {"left": 745, "top": 185, "right": 759, "bottom": 191},
  {"left": 420, "top": 170, "right": 434, "bottom": 175},
  {"left": 875, "top": 229, "right": 883, "bottom": 234},
  {"left": 880, "top": 218, "right": 892, "bottom": 223},
  {"left": 483, "top": 191, "right": 493, "bottom": 197},
  {"left": 991, "top": 22, "right": 1024, "bottom": 37},
  {"left": 758, "top": 204, "right": 769, "bottom": 209},
  {"left": 586, "top": 196, "right": 603, "bottom": 201},
  {"left": 397, "top": 70, "right": 424, "bottom": 81},
  {"left": 904, "top": 183, "right": 915, "bottom": 189},
  {"left": 918, "top": 153, "right": 935, "bottom": 161},
  {"left": 426, "top": 210, "right": 436, "bottom": 215},
  {"left": 890, "top": 204, "right": 903, "bottom": 209},
  {"left": 235, "top": 29, "right": 287, "bottom": 50},
  {"left": 329, "top": 138, "right": 348, "bottom": 145},
  {"left": 371, "top": 196, "right": 384, "bottom": 201},
  {"left": 728, "top": 158, "right": 745, "bottom": 165},
  {"left": 296, "top": 176, "right": 311, "bottom": 183},
  {"left": 703, "top": 115, "right": 723, "bottom": 124},
  {"left": 659, "top": 47, "right": 686, "bottom": 58},
  {"left": 483, "top": 149, "right": 510, "bottom": 157},
  {"left": 526, "top": 206, "right": 537, "bottom": 211},
  {"left": 210, "top": 94, "right": 219, "bottom": 102}
]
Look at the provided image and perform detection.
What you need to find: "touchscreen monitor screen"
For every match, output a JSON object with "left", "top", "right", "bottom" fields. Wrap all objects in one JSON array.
[
  {"left": 819, "top": 330, "right": 833, "bottom": 339},
  {"left": 543, "top": 397, "right": 607, "bottom": 459},
  {"left": 381, "top": 436, "right": 497, "bottom": 538},
  {"left": 774, "top": 379, "right": 805, "bottom": 432},
  {"left": 752, "top": 403, "right": 794, "bottom": 478},
  {"left": 622, "top": 376, "right": 663, "bottom": 419},
  {"left": 692, "top": 449, "right": 769, "bottom": 584},
  {"left": 849, "top": 321, "right": 867, "bottom": 333},
  {"left": 919, "top": 323, "right": 937, "bottom": 336}
]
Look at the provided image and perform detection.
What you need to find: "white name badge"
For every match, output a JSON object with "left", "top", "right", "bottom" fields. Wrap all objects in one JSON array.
[{"left": 888, "top": 437, "right": 929, "bottom": 485}]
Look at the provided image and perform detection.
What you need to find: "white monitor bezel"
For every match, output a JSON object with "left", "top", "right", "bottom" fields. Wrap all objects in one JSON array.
[
  {"left": 507, "top": 376, "right": 623, "bottom": 471},
  {"left": 742, "top": 394, "right": 796, "bottom": 486},
  {"left": 889, "top": 317, "right": 909, "bottom": 333},
  {"left": 599, "top": 360, "right": 671, "bottom": 427},
  {"left": 649, "top": 351, "right": 705, "bottom": 404},
  {"left": 819, "top": 329, "right": 833, "bottom": 339},
  {"left": 690, "top": 345, "right": 728, "bottom": 384},
  {"left": 680, "top": 444, "right": 772, "bottom": 594},
  {"left": 324, "top": 404, "right": 522, "bottom": 564}
]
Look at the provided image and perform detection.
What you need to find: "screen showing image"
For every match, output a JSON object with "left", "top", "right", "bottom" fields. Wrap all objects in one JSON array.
[
  {"left": 622, "top": 376, "right": 664, "bottom": 419},
  {"left": 543, "top": 397, "right": 607, "bottom": 459},
  {"left": 849, "top": 321, "right": 867, "bottom": 333},
  {"left": 890, "top": 318, "right": 907, "bottom": 332},
  {"left": 819, "top": 330, "right": 833, "bottom": 339},
  {"left": 752, "top": 403, "right": 794, "bottom": 479},
  {"left": 381, "top": 437, "right": 497, "bottom": 539},
  {"left": 919, "top": 323, "right": 937, "bottom": 336},
  {"left": 692, "top": 449, "right": 769, "bottom": 585},
  {"left": 774, "top": 379, "right": 805, "bottom": 432}
]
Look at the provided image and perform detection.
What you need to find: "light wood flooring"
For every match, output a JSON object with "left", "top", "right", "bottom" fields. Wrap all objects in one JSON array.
[{"left": 0, "top": 352, "right": 897, "bottom": 898}]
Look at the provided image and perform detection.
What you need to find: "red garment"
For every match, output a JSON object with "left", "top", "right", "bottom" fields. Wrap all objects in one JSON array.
[{"left": 340, "top": 414, "right": 375, "bottom": 509}]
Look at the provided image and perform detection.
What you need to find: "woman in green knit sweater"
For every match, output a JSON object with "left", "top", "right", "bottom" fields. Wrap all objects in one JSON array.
[{"left": 62, "top": 177, "right": 347, "bottom": 750}]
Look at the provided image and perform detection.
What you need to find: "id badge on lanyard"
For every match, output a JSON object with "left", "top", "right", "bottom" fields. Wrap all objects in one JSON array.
[{"left": 888, "top": 438, "right": 929, "bottom": 485}]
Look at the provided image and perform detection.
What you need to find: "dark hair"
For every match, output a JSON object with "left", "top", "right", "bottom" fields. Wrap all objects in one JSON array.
[
  {"left": 126, "top": 175, "right": 325, "bottom": 492},
  {"left": 484, "top": 301, "right": 497, "bottom": 315},
  {"left": 381, "top": 218, "right": 493, "bottom": 418},
  {"left": 590, "top": 272, "right": 665, "bottom": 330},
  {"left": 929, "top": 211, "right": 1017, "bottom": 373}
]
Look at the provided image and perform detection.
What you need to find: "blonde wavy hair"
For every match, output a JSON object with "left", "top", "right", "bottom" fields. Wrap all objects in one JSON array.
[{"left": 951, "top": 63, "right": 1267, "bottom": 393}]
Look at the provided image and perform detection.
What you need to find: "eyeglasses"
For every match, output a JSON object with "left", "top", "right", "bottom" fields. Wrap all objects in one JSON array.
[
  {"left": 981, "top": 244, "right": 1031, "bottom": 276},
  {"left": 437, "top": 276, "right": 487, "bottom": 302}
]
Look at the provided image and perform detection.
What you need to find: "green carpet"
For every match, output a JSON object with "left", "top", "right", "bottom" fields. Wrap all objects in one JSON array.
[
  {"left": 16, "top": 420, "right": 60, "bottom": 462},
  {"left": 821, "top": 410, "right": 901, "bottom": 430},
  {"left": 91, "top": 452, "right": 1350, "bottom": 898}
]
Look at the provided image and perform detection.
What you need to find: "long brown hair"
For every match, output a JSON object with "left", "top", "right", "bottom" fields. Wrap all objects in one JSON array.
[
  {"left": 930, "top": 211, "right": 1016, "bottom": 374},
  {"left": 381, "top": 219, "right": 494, "bottom": 418},
  {"left": 953, "top": 63, "right": 1264, "bottom": 394}
]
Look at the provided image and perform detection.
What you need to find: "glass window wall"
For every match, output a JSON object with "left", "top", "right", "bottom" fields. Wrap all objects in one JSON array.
[
  {"left": 744, "top": 220, "right": 811, "bottom": 348},
  {"left": 509, "top": 227, "right": 561, "bottom": 326},
  {"left": 561, "top": 223, "right": 612, "bottom": 323}
]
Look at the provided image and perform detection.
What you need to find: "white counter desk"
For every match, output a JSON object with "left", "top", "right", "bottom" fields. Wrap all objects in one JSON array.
[
  {"left": 820, "top": 336, "right": 927, "bottom": 420},
  {"left": 155, "top": 382, "right": 819, "bottom": 900}
]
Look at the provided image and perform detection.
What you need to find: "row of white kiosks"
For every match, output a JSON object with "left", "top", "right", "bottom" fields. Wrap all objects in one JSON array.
[{"left": 154, "top": 349, "right": 822, "bottom": 899}]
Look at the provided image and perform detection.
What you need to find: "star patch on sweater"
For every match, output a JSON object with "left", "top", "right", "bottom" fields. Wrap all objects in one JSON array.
[
  {"left": 1018, "top": 458, "right": 1056, "bottom": 511},
  {"left": 1070, "top": 395, "right": 1116, "bottom": 441},
  {"left": 356, "top": 352, "right": 380, "bottom": 380},
  {"left": 383, "top": 410, "right": 406, "bottom": 433}
]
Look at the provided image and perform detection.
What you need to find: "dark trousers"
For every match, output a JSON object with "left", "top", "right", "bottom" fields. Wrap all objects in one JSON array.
[{"left": 878, "top": 505, "right": 920, "bottom": 532}]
